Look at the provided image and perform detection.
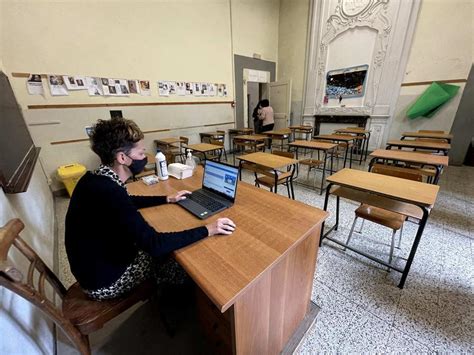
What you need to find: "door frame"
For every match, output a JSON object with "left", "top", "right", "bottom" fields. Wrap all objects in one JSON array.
[{"left": 243, "top": 69, "right": 271, "bottom": 128}]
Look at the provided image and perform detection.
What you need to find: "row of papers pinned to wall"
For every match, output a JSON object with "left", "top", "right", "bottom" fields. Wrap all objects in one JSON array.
[{"left": 26, "top": 74, "right": 228, "bottom": 98}]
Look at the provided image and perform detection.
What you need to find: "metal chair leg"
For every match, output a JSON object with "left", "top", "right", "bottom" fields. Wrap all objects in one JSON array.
[
  {"left": 397, "top": 223, "right": 403, "bottom": 248},
  {"left": 357, "top": 219, "right": 365, "bottom": 234},
  {"left": 345, "top": 216, "right": 359, "bottom": 249},
  {"left": 388, "top": 229, "right": 397, "bottom": 270}
]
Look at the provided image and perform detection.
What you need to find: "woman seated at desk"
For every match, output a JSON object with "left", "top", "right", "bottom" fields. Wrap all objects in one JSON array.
[{"left": 65, "top": 117, "right": 235, "bottom": 300}]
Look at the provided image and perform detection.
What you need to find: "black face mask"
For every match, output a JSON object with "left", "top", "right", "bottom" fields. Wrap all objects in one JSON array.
[{"left": 126, "top": 156, "right": 148, "bottom": 175}]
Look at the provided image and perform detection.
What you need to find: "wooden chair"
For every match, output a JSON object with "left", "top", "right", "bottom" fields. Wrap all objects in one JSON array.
[
  {"left": 345, "top": 166, "right": 423, "bottom": 268},
  {"left": 255, "top": 151, "right": 296, "bottom": 199},
  {"left": 0, "top": 219, "right": 156, "bottom": 355},
  {"left": 233, "top": 139, "right": 265, "bottom": 165},
  {"left": 215, "top": 130, "right": 228, "bottom": 161},
  {"left": 175, "top": 136, "right": 189, "bottom": 163}
]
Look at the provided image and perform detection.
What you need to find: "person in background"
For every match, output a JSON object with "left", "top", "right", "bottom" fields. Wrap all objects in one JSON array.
[
  {"left": 252, "top": 101, "right": 262, "bottom": 134},
  {"left": 65, "top": 117, "right": 236, "bottom": 301},
  {"left": 258, "top": 99, "right": 274, "bottom": 132}
]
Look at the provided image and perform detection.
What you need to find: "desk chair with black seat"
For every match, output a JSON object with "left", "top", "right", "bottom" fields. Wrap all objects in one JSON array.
[
  {"left": 254, "top": 150, "right": 296, "bottom": 199},
  {"left": 0, "top": 219, "right": 156, "bottom": 355},
  {"left": 345, "top": 166, "right": 423, "bottom": 268}
]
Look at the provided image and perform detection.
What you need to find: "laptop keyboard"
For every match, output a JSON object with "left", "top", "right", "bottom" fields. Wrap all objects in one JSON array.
[{"left": 188, "top": 191, "right": 225, "bottom": 212}]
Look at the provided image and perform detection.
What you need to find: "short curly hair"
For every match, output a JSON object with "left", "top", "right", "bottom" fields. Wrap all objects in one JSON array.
[{"left": 90, "top": 118, "right": 144, "bottom": 165}]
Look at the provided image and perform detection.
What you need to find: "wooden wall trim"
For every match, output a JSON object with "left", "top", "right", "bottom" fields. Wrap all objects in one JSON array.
[
  {"left": 28, "top": 101, "right": 234, "bottom": 110},
  {"left": 401, "top": 79, "right": 467, "bottom": 87},
  {"left": 49, "top": 122, "right": 235, "bottom": 145}
]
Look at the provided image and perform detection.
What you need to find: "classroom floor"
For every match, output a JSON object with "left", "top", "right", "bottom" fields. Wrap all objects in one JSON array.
[{"left": 54, "top": 153, "right": 473, "bottom": 354}]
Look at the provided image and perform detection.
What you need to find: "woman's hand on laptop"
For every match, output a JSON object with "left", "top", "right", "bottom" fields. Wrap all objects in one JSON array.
[
  {"left": 167, "top": 190, "right": 192, "bottom": 203},
  {"left": 206, "top": 218, "right": 236, "bottom": 236}
]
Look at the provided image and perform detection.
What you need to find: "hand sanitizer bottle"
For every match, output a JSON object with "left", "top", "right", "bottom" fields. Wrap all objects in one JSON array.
[
  {"left": 155, "top": 150, "right": 169, "bottom": 180},
  {"left": 185, "top": 149, "right": 196, "bottom": 170}
]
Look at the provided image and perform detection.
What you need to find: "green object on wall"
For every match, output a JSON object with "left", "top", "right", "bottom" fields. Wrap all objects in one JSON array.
[{"left": 406, "top": 82, "right": 460, "bottom": 119}]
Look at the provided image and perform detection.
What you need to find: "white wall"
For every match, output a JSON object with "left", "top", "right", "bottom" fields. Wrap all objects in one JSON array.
[
  {"left": 277, "top": 0, "right": 310, "bottom": 124},
  {"left": 389, "top": 0, "right": 473, "bottom": 140},
  {"left": 0, "top": 163, "right": 56, "bottom": 355},
  {"left": 2, "top": 0, "right": 236, "bottom": 190},
  {"left": 231, "top": 0, "right": 280, "bottom": 62}
]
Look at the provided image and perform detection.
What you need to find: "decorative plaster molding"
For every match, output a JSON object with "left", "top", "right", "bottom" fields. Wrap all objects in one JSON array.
[{"left": 314, "top": 0, "right": 392, "bottom": 115}]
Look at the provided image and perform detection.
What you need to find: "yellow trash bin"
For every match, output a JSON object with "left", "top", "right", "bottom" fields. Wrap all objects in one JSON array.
[{"left": 57, "top": 163, "right": 86, "bottom": 197}]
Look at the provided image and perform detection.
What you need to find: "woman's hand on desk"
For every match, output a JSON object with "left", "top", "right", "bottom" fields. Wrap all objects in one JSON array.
[
  {"left": 206, "top": 218, "right": 236, "bottom": 236},
  {"left": 166, "top": 190, "right": 192, "bottom": 203}
]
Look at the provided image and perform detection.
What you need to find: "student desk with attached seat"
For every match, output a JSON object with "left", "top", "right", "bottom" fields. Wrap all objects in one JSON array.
[
  {"left": 401, "top": 131, "right": 453, "bottom": 143},
  {"left": 127, "top": 168, "right": 328, "bottom": 354},
  {"left": 236, "top": 151, "right": 298, "bottom": 198},
  {"left": 386, "top": 140, "right": 451, "bottom": 156},
  {"left": 369, "top": 149, "right": 449, "bottom": 184},
  {"left": 289, "top": 140, "right": 337, "bottom": 194},
  {"left": 321, "top": 168, "right": 439, "bottom": 289}
]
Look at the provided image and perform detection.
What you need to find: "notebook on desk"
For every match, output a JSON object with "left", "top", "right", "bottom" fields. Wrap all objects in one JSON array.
[{"left": 177, "top": 160, "right": 239, "bottom": 219}]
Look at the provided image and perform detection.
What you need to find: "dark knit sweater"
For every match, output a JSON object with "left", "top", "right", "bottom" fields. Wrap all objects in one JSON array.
[{"left": 65, "top": 172, "right": 208, "bottom": 290}]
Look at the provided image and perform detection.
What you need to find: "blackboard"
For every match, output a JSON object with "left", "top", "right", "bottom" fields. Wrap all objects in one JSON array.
[{"left": 0, "top": 71, "right": 40, "bottom": 193}]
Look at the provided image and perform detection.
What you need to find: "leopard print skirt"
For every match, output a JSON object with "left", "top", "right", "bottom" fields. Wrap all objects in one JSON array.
[{"left": 84, "top": 251, "right": 188, "bottom": 300}]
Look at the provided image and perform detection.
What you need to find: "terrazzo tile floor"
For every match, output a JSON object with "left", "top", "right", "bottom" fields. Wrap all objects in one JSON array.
[{"left": 55, "top": 152, "right": 473, "bottom": 354}]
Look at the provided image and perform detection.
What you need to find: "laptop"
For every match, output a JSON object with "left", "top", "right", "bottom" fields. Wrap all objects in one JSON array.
[{"left": 177, "top": 160, "right": 239, "bottom": 219}]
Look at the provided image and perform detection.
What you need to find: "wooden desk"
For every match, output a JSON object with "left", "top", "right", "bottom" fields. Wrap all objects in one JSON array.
[
  {"left": 228, "top": 128, "right": 254, "bottom": 153},
  {"left": 232, "top": 135, "right": 269, "bottom": 164},
  {"left": 155, "top": 137, "right": 184, "bottom": 146},
  {"left": 237, "top": 152, "right": 298, "bottom": 198},
  {"left": 321, "top": 168, "right": 439, "bottom": 288},
  {"left": 200, "top": 131, "right": 225, "bottom": 142},
  {"left": 187, "top": 143, "right": 223, "bottom": 161},
  {"left": 263, "top": 129, "right": 292, "bottom": 150},
  {"left": 369, "top": 149, "right": 449, "bottom": 184},
  {"left": 289, "top": 125, "right": 313, "bottom": 141},
  {"left": 334, "top": 128, "right": 371, "bottom": 162},
  {"left": 401, "top": 131, "right": 453, "bottom": 143},
  {"left": 127, "top": 168, "right": 328, "bottom": 354},
  {"left": 289, "top": 140, "right": 338, "bottom": 194},
  {"left": 314, "top": 134, "right": 357, "bottom": 168},
  {"left": 386, "top": 140, "right": 451, "bottom": 156}
]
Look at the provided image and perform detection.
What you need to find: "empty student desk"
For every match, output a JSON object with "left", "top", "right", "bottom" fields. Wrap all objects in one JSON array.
[
  {"left": 321, "top": 168, "right": 439, "bottom": 289},
  {"left": 127, "top": 168, "right": 328, "bottom": 354},
  {"left": 401, "top": 131, "right": 453, "bottom": 143},
  {"left": 199, "top": 131, "right": 225, "bottom": 142},
  {"left": 262, "top": 128, "right": 292, "bottom": 150},
  {"left": 237, "top": 151, "right": 298, "bottom": 197},
  {"left": 369, "top": 149, "right": 449, "bottom": 184},
  {"left": 186, "top": 143, "right": 223, "bottom": 161},
  {"left": 386, "top": 140, "right": 451, "bottom": 155},
  {"left": 289, "top": 125, "right": 313, "bottom": 141},
  {"left": 334, "top": 128, "right": 371, "bottom": 162},
  {"left": 314, "top": 134, "right": 357, "bottom": 168},
  {"left": 228, "top": 128, "right": 254, "bottom": 153},
  {"left": 289, "top": 140, "right": 337, "bottom": 194}
]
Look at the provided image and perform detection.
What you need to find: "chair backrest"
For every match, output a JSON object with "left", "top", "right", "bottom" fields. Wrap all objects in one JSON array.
[
  {"left": 209, "top": 138, "right": 224, "bottom": 147},
  {"left": 372, "top": 165, "right": 423, "bottom": 182},
  {"left": 0, "top": 219, "right": 82, "bottom": 348},
  {"left": 179, "top": 136, "right": 189, "bottom": 145},
  {"left": 419, "top": 130, "right": 444, "bottom": 133}
]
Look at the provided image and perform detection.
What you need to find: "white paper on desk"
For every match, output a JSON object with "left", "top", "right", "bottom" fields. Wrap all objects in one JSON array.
[
  {"left": 86, "top": 77, "right": 103, "bottom": 96},
  {"left": 48, "top": 75, "right": 69, "bottom": 96},
  {"left": 139, "top": 80, "right": 151, "bottom": 96},
  {"left": 26, "top": 74, "right": 44, "bottom": 95}
]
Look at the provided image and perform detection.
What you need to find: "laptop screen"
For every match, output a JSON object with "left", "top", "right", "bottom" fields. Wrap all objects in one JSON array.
[{"left": 202, "top": 160, "right": 239, "bottom": 200}]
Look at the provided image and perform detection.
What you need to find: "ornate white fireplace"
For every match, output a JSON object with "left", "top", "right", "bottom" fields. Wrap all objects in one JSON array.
[{"left": 303, "top": 0, "right": 421, "bottom": 150}]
